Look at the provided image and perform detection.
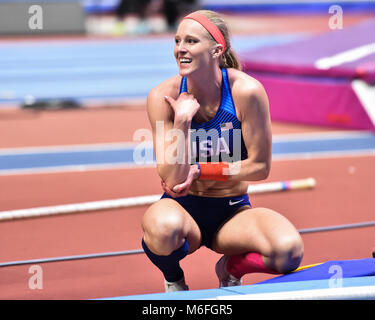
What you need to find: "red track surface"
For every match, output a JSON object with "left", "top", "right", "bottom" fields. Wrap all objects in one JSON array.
[
  {"left": 1, "top": 12, "right": 374, "bottom": 299},
  {"left": 0, "top": 106, "right": 374, "bottom": 300}
]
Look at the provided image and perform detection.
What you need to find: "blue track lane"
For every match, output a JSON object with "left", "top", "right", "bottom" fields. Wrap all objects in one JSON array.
[
  {"left": 0, "top": 132, "right": 374, "bottom": 173},
  {"left": 0, "top": 34, "right": 304, "bottom": 106}
]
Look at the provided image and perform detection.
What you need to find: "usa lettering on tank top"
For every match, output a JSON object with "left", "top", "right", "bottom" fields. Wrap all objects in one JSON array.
[{"left": 179, "top": 68, "right": 248, "bottom": 164}]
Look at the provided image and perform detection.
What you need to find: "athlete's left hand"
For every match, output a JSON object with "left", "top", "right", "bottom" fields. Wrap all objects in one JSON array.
[{"left": 161, "top": 164, "right": 200, "bottom": 197}]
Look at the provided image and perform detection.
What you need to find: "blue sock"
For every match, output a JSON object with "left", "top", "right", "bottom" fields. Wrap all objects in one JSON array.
[{"left": 141, "top": 237, "right": 189, "bottom": 282}]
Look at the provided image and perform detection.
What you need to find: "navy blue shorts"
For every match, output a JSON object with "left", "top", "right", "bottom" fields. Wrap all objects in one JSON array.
[{"left": 161, "top": 193, "right": 251, "bottom": 249}]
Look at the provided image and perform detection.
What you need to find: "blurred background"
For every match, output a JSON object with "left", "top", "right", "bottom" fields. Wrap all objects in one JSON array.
[
  {"left": 0, "top": 1, "right": 375, "bottom": 300},
  {"left": 0, "top": 0, "right": 374, "bottom": 112}
]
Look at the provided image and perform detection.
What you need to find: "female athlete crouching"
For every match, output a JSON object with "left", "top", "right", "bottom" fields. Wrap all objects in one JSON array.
[{"left": 141, "top": 10, "right": 303, "bottom": 292}]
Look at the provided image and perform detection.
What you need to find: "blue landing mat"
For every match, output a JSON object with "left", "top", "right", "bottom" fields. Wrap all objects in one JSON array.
[
  {"left": 101, "top": 258, "right": 375, "bottom": 300},
  {"left": 261, "top": 258, "right": 375, "bottom": 284}
]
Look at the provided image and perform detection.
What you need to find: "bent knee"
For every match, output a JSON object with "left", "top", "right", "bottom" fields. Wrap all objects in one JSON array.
[
  {"left": 142, "top": 201, "right": 187, "bottom": 254},
  {"left": 271, "top": 235, "right": 304, "bottom": 273},
  {"left": 143, "top": 207, "right": 185, "bottom": 240}
]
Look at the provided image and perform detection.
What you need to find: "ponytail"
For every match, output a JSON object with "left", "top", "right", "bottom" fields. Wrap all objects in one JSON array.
[{"left": 221, "top": 47, "right": 242, "bottom": 70}]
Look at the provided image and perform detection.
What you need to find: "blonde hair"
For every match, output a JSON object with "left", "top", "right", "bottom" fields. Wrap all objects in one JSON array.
[{"left": 192, "top": 10, "right": 242, "bottom": 70}]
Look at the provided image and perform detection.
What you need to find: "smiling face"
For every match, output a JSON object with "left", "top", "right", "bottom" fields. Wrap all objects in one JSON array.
[{"left": 174, "top": 19, "right": 219, "bottom": 77}]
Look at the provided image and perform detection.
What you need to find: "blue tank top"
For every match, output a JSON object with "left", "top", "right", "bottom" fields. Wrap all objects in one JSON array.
[{"left": 179, "top": 68, "right": 248, "bottom": 163}]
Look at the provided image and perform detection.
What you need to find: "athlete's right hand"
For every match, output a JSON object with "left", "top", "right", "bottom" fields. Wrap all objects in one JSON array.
[{"left": 164, "top": 92, "right": 200, "bottom": 122}]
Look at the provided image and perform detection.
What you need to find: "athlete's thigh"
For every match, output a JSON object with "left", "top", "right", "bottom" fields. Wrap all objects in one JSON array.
[
  {"left": 142, "top": 198, "right": 202, "bottom": 254},
  {"left": 211, "top": 207, "right": 301, "bottom": 256}
]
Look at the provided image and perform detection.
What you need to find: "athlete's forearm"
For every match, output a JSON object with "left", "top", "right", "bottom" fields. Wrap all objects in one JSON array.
[
  {"left": 226, "top": 158, "right": 270, "bottom": 182},
  {"left": 157, "top": 117, "right": 192, "bottom": 188}
]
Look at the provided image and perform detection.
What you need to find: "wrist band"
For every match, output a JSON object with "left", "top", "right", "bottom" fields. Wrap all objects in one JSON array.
[
  {"left": 196, "top": 162, "right": 201, "bottom": 179},
  {"left": 198, "top": 162, "right": 229, "bottom": 181}
]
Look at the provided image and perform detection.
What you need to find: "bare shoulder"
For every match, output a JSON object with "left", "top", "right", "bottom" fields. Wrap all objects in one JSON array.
[
  {"left": 147, "top": 75, "right": 181, "bottom": 105},
  {"left": 227, "top": 68, "right": 268, "bottom": 101},
  {"left": 147, "top": 75, "right": 181, "bottom": 122},
  {"left": 226, "top": 68, "right": 270, "bottom": 120}
]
